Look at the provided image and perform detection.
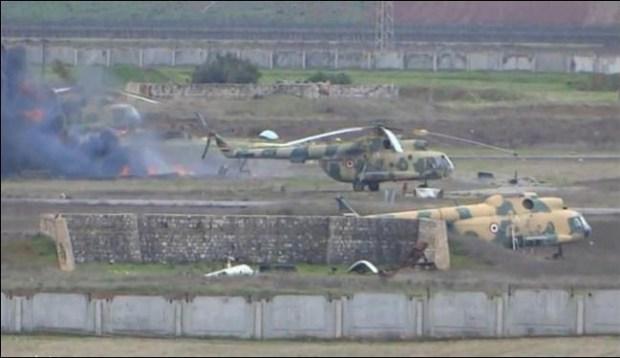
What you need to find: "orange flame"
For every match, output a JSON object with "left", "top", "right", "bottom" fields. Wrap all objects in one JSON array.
[
  {"left": 173, "top": 164, "right": 193, "bottom": 177},
  {"left": 119, "top": 165, "right": 130, "bottom": 177},
  {"left": 147, "top": 166, "right": 159, "bottom": 176},
  {"left": 23, "top": 109, "right": 45, "bottom": 123}
]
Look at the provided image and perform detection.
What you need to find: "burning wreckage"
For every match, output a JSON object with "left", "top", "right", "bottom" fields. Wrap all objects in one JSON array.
[{"left": 0, "top": 45, "right": 192, "bottom": 179}]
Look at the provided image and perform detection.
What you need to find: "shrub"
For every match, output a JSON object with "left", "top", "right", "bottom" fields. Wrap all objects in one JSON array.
[
  {"left": 192, "top": 54, "right": 261, "bottom": 84},
  {"left": 306, "top": 71, "right": 352, "bottom": 84},
  {"left": 567, "top": 74, "right": 620, "bottom": 92}
]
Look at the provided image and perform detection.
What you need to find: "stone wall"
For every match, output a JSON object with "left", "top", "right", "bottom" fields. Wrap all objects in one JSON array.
[
  {"left": 3, "top": 289, "right": 619, "bottom": 339},
  {"left": 124, "top": 82, "right": 400, "bottom": 100},
  {"left": 47, "top": 214, "right": 430, "bottom": 266}
]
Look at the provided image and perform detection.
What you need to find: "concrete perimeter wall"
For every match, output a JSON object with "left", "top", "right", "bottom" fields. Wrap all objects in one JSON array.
[
  {"left": 58, "top": 214, "right": 423, "bottom": 266},
  {"left": 4, "top": 38, "right": 619, "bottom": 74},
  {"left": 2, "top": 289, "right": 618, "bottom": 339}
]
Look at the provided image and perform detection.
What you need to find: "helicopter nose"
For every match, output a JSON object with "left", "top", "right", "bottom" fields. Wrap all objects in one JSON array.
[
  {"left": 584, "top": 224, "right": 592, "bottom": 238},
  {"left": 582, "top": 216, "right": 592, "bottom": 238},
  {"left": 442, "top": 155, "right": 455, "bottom": 175}
]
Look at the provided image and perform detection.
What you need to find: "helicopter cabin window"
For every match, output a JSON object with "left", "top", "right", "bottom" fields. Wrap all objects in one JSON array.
[
  {"left": 522, "top": 199, "right": 534, "bottom": 210},
  {"left": 427, "top": 158, "right": 439, "bottom": 169},
  {"left": 383, "top": 139, "right": 392, "bottom": 149}
]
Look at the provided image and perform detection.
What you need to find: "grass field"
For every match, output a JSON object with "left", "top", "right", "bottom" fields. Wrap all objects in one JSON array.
[
  {"left": 2, "top": 1, "right": 369, "bottom": 27},
  {"left": 2, "top": 335, "right": 619, "bottom": 357},
  {"left": 37, "top": 64, "right": 619, "bottom": 106}
]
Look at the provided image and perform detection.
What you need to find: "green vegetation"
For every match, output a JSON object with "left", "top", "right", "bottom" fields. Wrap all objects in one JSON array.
[
  {"left": 2, "top": 1, "right": 369, "bottom": 27},
  {"left": 306, "top": 71, "right": 352, "bottom": 84},
  {"left": 192, "top": 54, "right": 261, "bottom": 84},
  {"left": 260, "top": 69, "right": 619, "bottom": 104},
  {"left": 567, "top": 73, "right": 620, "bottom": 92},
  {"left": 35, "top": 62, "right": 618, "bottom": 105}
]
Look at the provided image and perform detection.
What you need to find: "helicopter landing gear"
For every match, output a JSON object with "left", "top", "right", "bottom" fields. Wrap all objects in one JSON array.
[
  {"left": 352, "top": 181, "right": 365, "bottom": 192},
  {"left": 550, "top": 244, "right": 564, "bottom": 260},
  {"left": 352, "top": 181, "right": 380, "bottom": 192},
  {"left": 368, "top": 182, "right": 380, "bottom": 192}
]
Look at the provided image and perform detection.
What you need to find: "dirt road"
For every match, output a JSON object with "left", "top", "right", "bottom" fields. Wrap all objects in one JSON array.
[{"left": 2, "top": 335, "right": 619, "bottom": 357}]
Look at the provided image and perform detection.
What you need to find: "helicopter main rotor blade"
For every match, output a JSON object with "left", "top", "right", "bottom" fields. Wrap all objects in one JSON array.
[
  {"left": 195, "top": 112, "right": 209, "bottom": 129},
  {"left": 117, "top": 90, "right": 160, "bottom": 104},
  {"left": 277, "top": 127, "right": 368, "bottom": 147},
  {"left": 414, "top": 129, "right": 518, "bottom": 156},
  {"left": 380, "top": 127, "right": 404, "bottom": 153}
]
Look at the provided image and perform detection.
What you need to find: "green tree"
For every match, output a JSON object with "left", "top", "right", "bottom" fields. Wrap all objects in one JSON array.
[
  {"left": 306, "top": 71, "right": 352, "bottom": 84},
  {"left": 192, "top": 54, "right": 261, "bottom": 84}
]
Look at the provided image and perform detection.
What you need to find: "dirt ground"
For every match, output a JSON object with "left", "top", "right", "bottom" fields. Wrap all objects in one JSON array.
[{"left": 2, "top": 335, "right": 619, "bottom": 357}]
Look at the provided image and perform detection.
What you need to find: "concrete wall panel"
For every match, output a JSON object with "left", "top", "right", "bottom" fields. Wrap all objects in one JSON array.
[
  {"left": 77, "top": 48, "right": 107, "bottom": 66},
  {"left": 502, "top": 54, "right": 535, "bottom": 71},
  {"left": 536, "top": 53, "right": 567, "bottom": 72},
  {"left": 337, "top": 52, "right": 367, "bottom": 69},
  {"left": 263, "top": 295, "right": 336, "bottom": 338},
  {"left": 239, "top": 49, "right": 273, "bottom": 68},
  {"left": 174, "top": 48, "right": 204, "bottom": 66},
  {"left": 374, "top": 51, "right": 404, "bottom": 69},
  {"left": 505, "top": 289, "right": 577, "bottom": 336},
  {"left": 23, "top": 44, "right": 43, "bottom": 64},
  {"left": 274, "top": 50, "right": 304, "bottom": 68},
  {"left": 110, "top": 48, "right": 141, "bottom": 66},
  {"left": 143, "top": 48, "right": 173, "bottom": 66},
  {"left": 182, "top": 296, "right": 253, "bottom": 338},
  {"left": 572, "top": 56, "right": 596, "bottom": 72},
  {"left": 468, "top": 52, "right": 502, "bottom": 71},
  {"left": 46, "top": 46, "right": 75, "bottom": 65},
  {"left": 428, "top": 291, "right": 496, "bottom": 337},
  {"left": 306, "top": 51, "right": 335, "bottom": 69},
  {"left": 584, "top": 290, "right": 620, "bottom": 334},
  {"left": 344, "top": 293, "right": 416, "bottom": 339},
  {"left": 2, "top": 289, "right": 620, "bottom": 338},
  {"left": 405, "top": 53, "right": 434, "bottom": 70},
  {"left": 1, "top": 292, "right": 7, "bottom": 331},
  {"left": 22, "top": 293, "right": 94, "bottom": 333},
  {"left": 437, "top": 51, "right": 467, "bottom": 71},
  {"left": 597, "top": 56, "right": 620, "bottom": 74},
  {"left": 103, "top": 295, "right": 175, "bottom": 335}
]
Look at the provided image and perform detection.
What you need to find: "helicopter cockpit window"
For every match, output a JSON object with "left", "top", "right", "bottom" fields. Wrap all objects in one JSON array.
[
  {"left": 427, "top": 157, "right": 440, "bottom": 169},
  {"left": 570, "top": 216, "right": 583, "bottom": 231}
]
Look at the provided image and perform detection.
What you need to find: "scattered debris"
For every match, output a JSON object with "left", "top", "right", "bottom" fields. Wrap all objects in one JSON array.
[
  {"left": 414, "top": 187, "right": 443, "bottom": 199},
  {"left": 204, "top": 264, "right": 254, "bottom": 278},
  {"left": 477, "top": 171, "right": 495, "bottom": 180},
  {"left": 347, "top": 260, "right": 379, "bottom": 275},
  {"left": 258, "top": 129, "right": 279, "bottom": 141}
]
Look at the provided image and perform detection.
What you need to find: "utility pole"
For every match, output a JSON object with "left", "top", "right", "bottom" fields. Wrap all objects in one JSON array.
[{"left": 374, "top": 1, "right": 394, "bottom": 51}]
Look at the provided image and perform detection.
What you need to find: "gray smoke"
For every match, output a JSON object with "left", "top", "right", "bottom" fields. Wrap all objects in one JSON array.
[{"left": 1, "top": 45, "right": 145, "bottom": 178}]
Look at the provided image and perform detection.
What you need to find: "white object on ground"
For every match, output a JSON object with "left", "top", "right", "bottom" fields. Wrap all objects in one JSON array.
[{"left": 205, "top": 264, "right": 254, "bottom": 277}]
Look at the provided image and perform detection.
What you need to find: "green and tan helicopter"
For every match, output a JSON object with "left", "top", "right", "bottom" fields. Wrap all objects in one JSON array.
[
  {"left": 199, "top": 116, "right": 455, "bottom": 191},
  {"left": 336, "top": 192, "right": 592, "bottom": 253}
]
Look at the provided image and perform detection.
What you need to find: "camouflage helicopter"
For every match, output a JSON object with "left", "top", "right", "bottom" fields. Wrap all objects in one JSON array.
[
  {"left": 336, "top": 192, "right": 592, "bottom": 254},
  {"left": 200, "top": 116, "right": 455, "bottom": 191}
]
